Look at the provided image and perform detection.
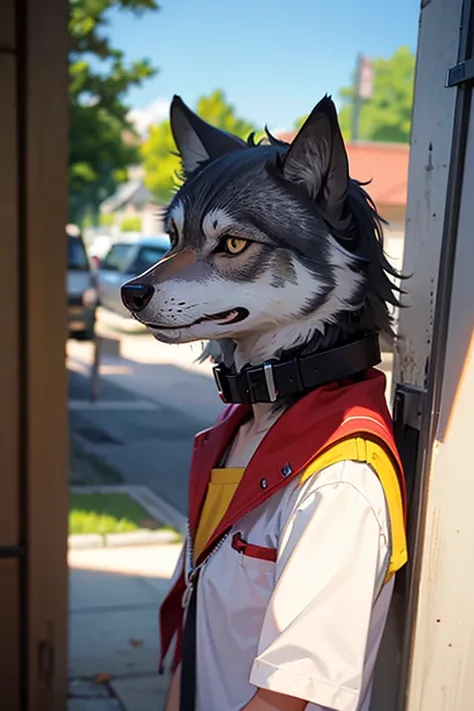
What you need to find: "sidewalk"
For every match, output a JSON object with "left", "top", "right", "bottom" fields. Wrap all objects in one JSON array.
[
  {"left": 67, "top": 311, "right": 223, "bottom": 424},
  {"left": 68, "top": 542, "right": 182, "bottom": 710},
  {"left": 67, "top": 316, "right": 224, "bottom": 514}
]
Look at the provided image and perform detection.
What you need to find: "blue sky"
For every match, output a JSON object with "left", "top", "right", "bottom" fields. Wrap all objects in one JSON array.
[{"left": 107, "top": 0, "right": 420, "bottom": 132}]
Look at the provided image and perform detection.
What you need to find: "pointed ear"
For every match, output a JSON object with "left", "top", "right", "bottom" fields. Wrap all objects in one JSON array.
[
  {"left": 170, "top": 95, "right": 247, "bottom": 176},
  {"left": 282, "top": 95, "right": 351, "bottom": 229}
]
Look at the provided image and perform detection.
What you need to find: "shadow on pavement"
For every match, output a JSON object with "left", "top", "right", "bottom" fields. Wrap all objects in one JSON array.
[
  {"left": 68, "top": 562, "right": 177, "bottom": 710},
  {"left": 68, "top": 346, "right": 223, "bottom": 515}
]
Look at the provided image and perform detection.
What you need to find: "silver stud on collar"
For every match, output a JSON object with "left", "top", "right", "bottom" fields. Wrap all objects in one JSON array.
[
  {"left": 263, "top": 361, "right": 278, "bottom": 403},
  {"left": 281, "top": 463, "right": 292, "bottom": 478}
]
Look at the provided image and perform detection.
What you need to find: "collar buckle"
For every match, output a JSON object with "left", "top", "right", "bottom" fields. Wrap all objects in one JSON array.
[
  {"left": 213, "top": 364, "right": 229, "bottom": 403},
  {"left": 263, "top": 361, "right": 278, "bottom": 403}
]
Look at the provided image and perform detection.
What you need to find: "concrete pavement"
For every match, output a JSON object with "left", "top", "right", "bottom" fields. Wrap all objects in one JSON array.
[
  {"left": 68, "top": 316, "right": 223, "bottom": 513},
  {"left": 68, "top": 371, "right": 207, "bottom": 512},
  {"left": 68, "top": 542, "right": 182, "bottom": 711}
]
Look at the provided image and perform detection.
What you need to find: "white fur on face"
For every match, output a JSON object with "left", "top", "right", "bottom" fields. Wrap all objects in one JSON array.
[
  {"left": 202, "top": 208, "right": 235, "bottom": 241},
  {"left": 143, "top": 252, "right": 324, "bottom": 337},
  {"left": 142, "top": 235, "right": 362, "bottom": 365},
  {"left": 168, "top": 200, "right": 185, "bottom": 238},
  {"left": 233, "top": 236, "right": 364, "bottom": 366},
  {"left": 310, "top": 235, "right": 365, "bottom": 325}
]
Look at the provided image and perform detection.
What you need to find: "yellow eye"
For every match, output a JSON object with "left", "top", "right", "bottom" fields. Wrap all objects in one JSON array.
[{"left": 224, "top": 237, "right": 249, "bottom": 255}]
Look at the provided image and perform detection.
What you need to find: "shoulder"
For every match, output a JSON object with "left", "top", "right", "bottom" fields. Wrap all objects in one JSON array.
[
  {"left": 274, "top": 458, "right": 392, "bottom": 594},
  {"left": 282, "top": 458, "right": 390, "bottom": 539}
]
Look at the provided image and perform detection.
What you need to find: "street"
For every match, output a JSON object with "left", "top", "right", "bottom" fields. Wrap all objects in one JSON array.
[
  {"left": 68, "top": 309, "right": 223, "bottom": 515},
  {"left": 68, "top": 309, "right": 394, "bottom": 516}
]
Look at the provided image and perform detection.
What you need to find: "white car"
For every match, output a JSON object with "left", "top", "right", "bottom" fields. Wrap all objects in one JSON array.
[{"left": 97, "top": 235, "right": 170, "bottom": 318}]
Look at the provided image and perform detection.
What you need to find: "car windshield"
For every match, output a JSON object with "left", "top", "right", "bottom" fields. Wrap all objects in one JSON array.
[
  {"left": 101, "top": 243, "right": 136, "bottom": 272},
  {"left": 129, "top": 245, "right": 168, "bottom": 275},
  {"left": 68, "top": 233, "right": 89, "bottom": 271}
]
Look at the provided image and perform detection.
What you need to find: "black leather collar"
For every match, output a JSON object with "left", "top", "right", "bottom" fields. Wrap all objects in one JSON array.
[{"left": 213, "top": 333, "right": 381, "bottom": 404}]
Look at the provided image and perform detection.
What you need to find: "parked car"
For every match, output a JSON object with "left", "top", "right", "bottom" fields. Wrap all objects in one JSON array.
[
  {"left": 87, "top": 234, "right": 114, "bottom": 268},
  {"left": 97, "top": 235, "right": 170, "bottom": 318},
  {"left": 67, "top": 224, "right": 98, "bottom": 340}
]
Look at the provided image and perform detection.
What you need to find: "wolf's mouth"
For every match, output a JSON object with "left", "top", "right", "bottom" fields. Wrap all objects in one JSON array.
[{"left": 144, "top": 307, "right": 249, "bottom": 330}]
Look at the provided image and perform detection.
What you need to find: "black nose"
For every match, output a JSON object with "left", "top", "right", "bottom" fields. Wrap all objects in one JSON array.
[{"left": 121, "top": 283, "right": 155, "bottom": 313}]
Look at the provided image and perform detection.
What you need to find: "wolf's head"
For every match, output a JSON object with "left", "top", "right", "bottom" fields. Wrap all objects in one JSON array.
[{"left": 121, "top": 95, "right": 402, "bottom": 368}]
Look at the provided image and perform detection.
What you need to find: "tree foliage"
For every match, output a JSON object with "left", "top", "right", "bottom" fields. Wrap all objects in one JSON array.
[
  {"left": 141, "top": 120, "right": 180, "bottom": 205},
  {"left": 121, "top": 215, "right": 142, "bottom": 231},
  {"left": 194, "top": 90, "right": 256, "bottom": 139},
  {"left": 68, "top": 0, "right": 159, "bottom": 224},
  {"left": 142, "top": 89, "right": 257, "bottom": 204},
  {"left": 294, "top": 46, "right": 415, "bottom": 143}
]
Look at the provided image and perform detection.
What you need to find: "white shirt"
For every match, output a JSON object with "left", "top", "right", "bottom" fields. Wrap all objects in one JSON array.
[{"left": 176, "top": 457, "right": 393, "bottom": 711}]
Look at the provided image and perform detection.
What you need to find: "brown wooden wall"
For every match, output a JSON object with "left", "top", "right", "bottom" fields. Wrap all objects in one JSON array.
[{"left": 0, "top": 1, "right": 69, "bottom": 708}]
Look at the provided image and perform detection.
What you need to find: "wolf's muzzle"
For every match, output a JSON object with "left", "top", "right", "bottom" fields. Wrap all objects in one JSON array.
[{"left": 121, "top": 282, "right": 154, "bottom": 313}]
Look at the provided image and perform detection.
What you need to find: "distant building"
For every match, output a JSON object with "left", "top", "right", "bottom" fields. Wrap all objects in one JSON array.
[{"left": 99, "top": 167, "right": 165, "bottom": 235}]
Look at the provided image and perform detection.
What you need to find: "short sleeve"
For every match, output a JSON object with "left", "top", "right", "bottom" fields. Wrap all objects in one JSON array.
[{"left": 249, "top": 459, "right": 392, "bottom": 711}]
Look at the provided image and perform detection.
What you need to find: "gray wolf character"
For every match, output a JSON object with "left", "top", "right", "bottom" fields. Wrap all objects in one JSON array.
[{"left": 121, "top": 95, "right": 407, "bottom": 711}]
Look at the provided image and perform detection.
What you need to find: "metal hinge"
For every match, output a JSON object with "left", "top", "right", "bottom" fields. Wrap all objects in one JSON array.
[
  {"left": 446, "top": 58, "right": 474, "bottom": 87},
  {"left": 446, "top": 0, "right": 474, "bottom": 87},
  {"left": 38, "top": 640, "right": 54, "bottom": 689},
  {"left": 393, "top": 383, "right": 426, "bottom": 432}
]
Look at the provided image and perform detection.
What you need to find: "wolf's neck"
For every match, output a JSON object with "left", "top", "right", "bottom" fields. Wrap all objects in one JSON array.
[
  {"left": 232, "top": 295, "right": 364, "bottom": 370},
  {"left": 233, "top": 318, "right": 352, "bottom": 369},
  {"left": 232, "top": 323, "right": 324, "bottom": 429},
  {"left": 233, "top": 323, "right": 316, "bottom": 368}
]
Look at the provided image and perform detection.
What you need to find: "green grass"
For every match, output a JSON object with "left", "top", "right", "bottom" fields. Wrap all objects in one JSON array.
[{"left": 69, "top": 492, "right": 162, "bottom": 536}]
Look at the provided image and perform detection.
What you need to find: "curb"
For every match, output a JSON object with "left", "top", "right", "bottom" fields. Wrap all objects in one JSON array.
[
  {"left": 68, "top": 528, "right": 180, "bottom": 550},
  {"left": 69, "top": 484, "right": 186, "bottom": 549}
]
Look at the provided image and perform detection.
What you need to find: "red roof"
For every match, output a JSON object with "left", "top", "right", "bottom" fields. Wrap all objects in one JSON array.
[{"left": 276, "top": 134, "right": 409, "bottom": 208}]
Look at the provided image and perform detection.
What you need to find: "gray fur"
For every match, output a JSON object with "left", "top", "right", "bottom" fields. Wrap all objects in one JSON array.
[{"left": 131, "top": 95, "right": 406, "bottom": 369}]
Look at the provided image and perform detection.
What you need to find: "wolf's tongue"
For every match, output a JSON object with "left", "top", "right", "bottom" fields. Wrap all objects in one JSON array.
[
  {"left": 202, "top": 308, "right": 237, "bottom": 322},
  {"left": 220, "top": 310, "right": 239, "bottom": 323},
  {"left": 200, "top": 307, "right": 248, "bottom": 325}
]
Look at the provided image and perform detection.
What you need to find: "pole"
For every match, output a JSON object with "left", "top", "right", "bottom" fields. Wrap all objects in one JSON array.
[
  {"left": 352, "top": 53, "right": 362, "bottom": 142},
  {"left": 91, "top": 332, "right": 101, "bottom": 402}
]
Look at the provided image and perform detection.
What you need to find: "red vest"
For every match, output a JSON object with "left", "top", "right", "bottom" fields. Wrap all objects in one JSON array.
[{"left": 158, "top": 368, "right": 406, "bottom": 673}]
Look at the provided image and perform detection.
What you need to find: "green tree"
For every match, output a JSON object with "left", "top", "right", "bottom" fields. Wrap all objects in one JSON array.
[
  {"left": 121, "top": 215, "right": 142, "bottom": 231},
  {"left": 195, "top": 90, "right": 256, "bottom": 139},
  {"left": 142, "top": 89, "right": 257, "bottom": 204},
  {"left": 68, "top": 0, "right": 159, "bottom": 225},
  {"left": 99, "top": 212, "right": 116, "bottom": 226},
  {"left": 294, "top": 115, "right": 307, "bottom": 132},
  {"left": 141, "top": 120, "right": 180, "bottom": 204},
  {"left": 294, "top": 46, "right": 415, "bottom": 143}
]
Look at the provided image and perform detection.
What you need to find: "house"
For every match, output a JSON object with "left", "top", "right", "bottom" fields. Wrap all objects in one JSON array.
[{"left": 99, "top": 169, "right": 165, "bottom": 235}]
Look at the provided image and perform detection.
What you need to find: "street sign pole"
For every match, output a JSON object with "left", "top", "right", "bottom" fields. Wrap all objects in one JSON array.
[
  {"left": 352, "top": 54, "right": 362, "bottom": 142},
  {"left": 351, "top": 54, "right": 374, "bottom": 142},
  {"left": 91, "top": 332, "right": 101, "bottom": 402}
]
